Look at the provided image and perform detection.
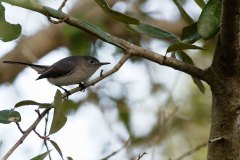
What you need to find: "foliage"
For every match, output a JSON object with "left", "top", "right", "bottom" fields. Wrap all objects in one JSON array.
[{"left": 0, "top": 0, "right": 223, "bottom": 159}]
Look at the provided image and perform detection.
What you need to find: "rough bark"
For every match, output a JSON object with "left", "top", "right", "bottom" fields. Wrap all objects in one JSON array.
[{"left": 208, "top": 0, "right": 240, "bottom": 159}]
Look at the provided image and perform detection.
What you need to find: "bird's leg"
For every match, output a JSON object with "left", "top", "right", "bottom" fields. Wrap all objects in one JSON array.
[
  {"left": 57, "top": 85, "right": 70, "bottom": 98},
  {"left": 79, "top": 82, "right": 86, "bottom": 91}
]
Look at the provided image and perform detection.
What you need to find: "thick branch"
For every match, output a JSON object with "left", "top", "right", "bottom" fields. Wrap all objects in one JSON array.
[
  {"left": 113, "top": 37, "right": 211, "bottom": 83},
  {"left": 221, "top": 0, "right": 240, "bottom": 58},
  {"left": 212, "top": 0, "right": 240, "bottom": 76}
]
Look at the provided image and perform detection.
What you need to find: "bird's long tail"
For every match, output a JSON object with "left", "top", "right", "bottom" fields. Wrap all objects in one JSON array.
[{"left": 3, "top": 61, "right": 49, "bottom": 74}]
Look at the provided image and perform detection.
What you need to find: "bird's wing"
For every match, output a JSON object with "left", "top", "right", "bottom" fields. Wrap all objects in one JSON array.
[
  {"left": 3, "top": 61, "right": 50, "bottom": 74},
  {"left": 36, "top": 61, "right": 75, "bottom": 80}
]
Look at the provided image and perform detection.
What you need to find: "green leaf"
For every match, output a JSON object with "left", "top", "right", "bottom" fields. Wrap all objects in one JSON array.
[
  {"left": 181, "top": 22, "right": 202, "bottom": 44},
  {"left": 43, "top": 6, "right": 65, "bottom": 19},
  {"left": 78, "top": 20, "right": 124, "bottom": 49},
  {"left": 192, "top": 76, "right": 205, "bottom": 94},
  {"left": 194, "top": 0, "right": 206, "bottom": 9},
  {"left": 173, "top": 0, "right": 194, "bottom": 24},
  {"left": 62, "top": 99, "right": 80, "bottom": 114},
  {"left": 0, "top": 110, "right": 21, "bottom": 124},
  {"left": 30, "top": 150, "right": 51, "bottom": 160},
  {"left": 178, "top": 52, "right": 205, "bottom": 93},
  {"left": 197, "top": 0, "right": 221, "bottom": 39},
  {"left": 67, "top": 157, "right": 74, "bottom": 160},
  {"left": 178, "top": 51, "right": 194, "bottom": 65},
  {"left": 128, "top": 22, "right": 177, "bottom": 40},
  {"left": 14, "top": 100, "right": 52, "bottom": 108},
  {"left": 15, "top": 100, "right": 40, "bottom": 108},
  {"left": 167, "top": 42, "right": 204, "bottom": 53},
  {"left": 0, "top": 3, "right": 21, "bottom": 42},
  {"left": 49, "top": 90, "right": 67, "bottom": 135},
  {"left": 95, "top": 0, "right": 139, "bottom": 24},
  {"left": 50, "top": 140, "right": 63, "bottom": 159}
]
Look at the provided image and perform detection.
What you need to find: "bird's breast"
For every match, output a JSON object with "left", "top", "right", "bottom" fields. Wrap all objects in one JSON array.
[{"left": 48, "top": 68, "right": 91, "bottom": 86}]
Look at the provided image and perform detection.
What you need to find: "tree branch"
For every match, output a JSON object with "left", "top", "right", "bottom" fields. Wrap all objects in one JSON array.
[
  {"left": 113, "top": 37, "right": 211, "bottom": 83},
  {"left": 221, "top": 0, "right": 240, "bottom": 63},
  {"left": 211, "top": 0, "right": 240, "bottom": 76},
  {"left": 15, "top": 122, "right": 25, "bottom": 134},
  {"left": 0, "top": 0, "right": 211, "bottom": 83}
]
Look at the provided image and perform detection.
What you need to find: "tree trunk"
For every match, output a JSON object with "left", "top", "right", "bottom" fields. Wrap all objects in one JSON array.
[
  {"left": 208, "top": 0, "right": 240, "bottom": 159},
  {"left": 208, "top": 77, "right": 240, "bottom": 159}
]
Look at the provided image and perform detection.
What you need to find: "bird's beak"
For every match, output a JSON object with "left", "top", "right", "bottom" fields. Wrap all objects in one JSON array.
[{"left": 99, "top": 62, "right": 110, "bottom": 65}]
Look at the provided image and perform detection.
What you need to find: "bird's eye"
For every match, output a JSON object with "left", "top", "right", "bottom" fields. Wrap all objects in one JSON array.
[{"left": 89, "top": 60, "right": 94, "bottom": 64}]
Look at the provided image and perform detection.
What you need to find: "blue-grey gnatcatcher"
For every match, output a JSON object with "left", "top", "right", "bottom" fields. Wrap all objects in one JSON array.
[{"left": 3, "top": 56, "right": 110, "bottom": 93}]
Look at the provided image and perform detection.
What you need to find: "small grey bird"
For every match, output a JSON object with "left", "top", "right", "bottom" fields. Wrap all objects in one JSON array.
[{"left": 3, "top": 56, "right": 110, "bottom": 93}]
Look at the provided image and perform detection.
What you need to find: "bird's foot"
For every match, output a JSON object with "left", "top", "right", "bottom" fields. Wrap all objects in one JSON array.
[
  {"left": 57, "top": 85, "right": 70, "bottom": 98},
  {"left": 79, "top": 83, "right": 86, "bottom": 92},
  {"left": 63, "top": 90, "right": 71, "bottom": 99}
]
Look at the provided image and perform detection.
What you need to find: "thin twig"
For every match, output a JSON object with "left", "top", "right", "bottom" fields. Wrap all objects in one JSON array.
[
  {"left": 209, "top": 137, "right": 225, "bottom": 143},
  {"left": 175, "top": 142, "right": 207, "bottom": 160},
  {"left": 15, "top": 122, "right": 25, "bottom": 134},
  {"left": 46, "top": 0, "right": 68, "bottom": 24},
  {"left": 44, "top": 112, "right": 52, "bottom": 160},
  {"left": 137, "top": 152, "right": 147, "bottom": 160},
  {"left": 47, "top": 14, "right": 69, "bottom": 24},
  {"left": 33, "top": 129, "right": 49, "bottom": 140},
  {"left": 35, "top": 109, "right": 41, "bottom": 117},
  {"left": 99, "top": 137, "right": 131, "bottom": 160},
  {"left": 58, "top": 0, "right": 68, "bottom": 11},
  {"left": 44, "top": 112, "right": 49, "bottom": 137},
  {"left": 44, "top": 140, "right": 52, "bottom": 160}
]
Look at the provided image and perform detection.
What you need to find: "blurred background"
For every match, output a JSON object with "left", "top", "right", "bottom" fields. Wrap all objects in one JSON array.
[{"left": 0, "top": 0, "right": 214, "bottom": 159}]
